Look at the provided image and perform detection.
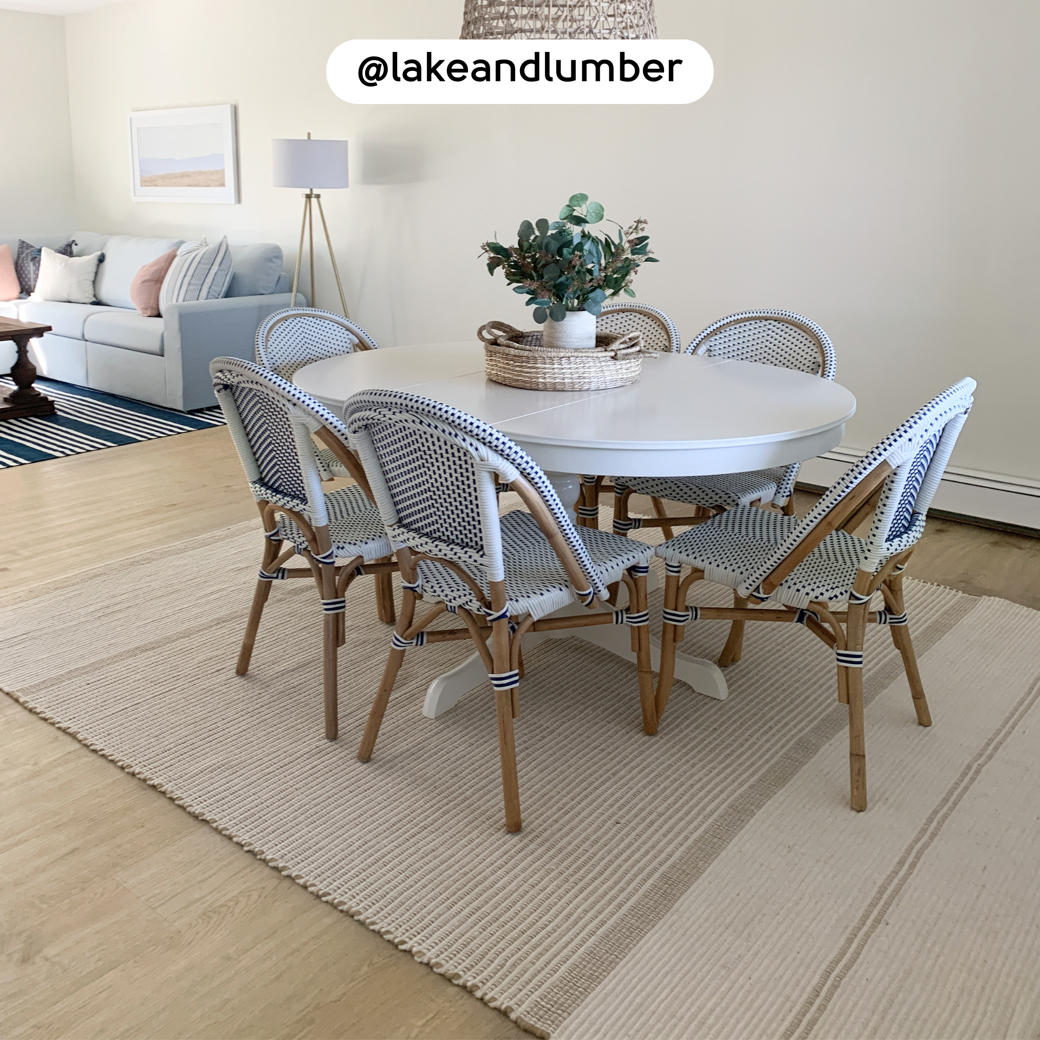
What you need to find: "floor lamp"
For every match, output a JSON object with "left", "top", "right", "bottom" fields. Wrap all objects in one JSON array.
[{"left": 272, "top": 134, "right": 351, "bottom": 317}]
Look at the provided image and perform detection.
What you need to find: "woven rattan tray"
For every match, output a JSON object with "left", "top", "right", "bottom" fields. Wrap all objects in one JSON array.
[{"left": 478, "top": 320, "right": 649, "bottom": 391}]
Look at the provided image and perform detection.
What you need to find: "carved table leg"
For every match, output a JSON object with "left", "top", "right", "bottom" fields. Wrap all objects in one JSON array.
[{"left": 0, "top": 334, "right": 56, "bottom": 420}]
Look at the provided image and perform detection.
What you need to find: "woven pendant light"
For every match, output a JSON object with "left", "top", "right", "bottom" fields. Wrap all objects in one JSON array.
[{"left": 460, "top": 0, "right": 657, "bottom": 40}]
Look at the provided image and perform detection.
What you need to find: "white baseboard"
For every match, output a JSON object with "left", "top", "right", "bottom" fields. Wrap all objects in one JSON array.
[{"left": 798, "top": 449, "right": 1040, "bottom": 533}]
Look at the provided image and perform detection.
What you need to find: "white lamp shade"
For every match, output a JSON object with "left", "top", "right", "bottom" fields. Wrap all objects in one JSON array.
[{"left": 272, "top": 138, "right": 349, "bottom": 189}]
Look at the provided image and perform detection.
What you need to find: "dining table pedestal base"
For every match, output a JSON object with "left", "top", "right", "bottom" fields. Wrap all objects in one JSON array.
[{"left": 422, "top": 597, "right": 729, "bottom": 720}]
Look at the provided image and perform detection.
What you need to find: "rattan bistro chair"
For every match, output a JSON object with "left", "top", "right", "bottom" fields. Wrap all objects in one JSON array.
[
  {"left": 210, "top": 357, "right": 398, "bottom": 740},
  {"left": 256, "top": 307, "right": 380, "bottom": 481},
  {"left": 576, "top": 303, "right": 682, "bottom": 528},
  {"left": 344, "top": 389, "right": 656, "bottom": 834},
  {"left": 612, "top": 310, "right": 838, "bottom": 538},
  {"left": 653, "top": 378, "right": 976, "bottom": 812},
  {"left": 256, "top": 307, "right": 379, "bottom": 381}
]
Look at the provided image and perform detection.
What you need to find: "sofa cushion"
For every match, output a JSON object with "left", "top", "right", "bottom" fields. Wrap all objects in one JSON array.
[
  {"left": 0, "top": 300, "right": 20, "bottom": 320},
  {"left": 94, "top": 235, "right": 184, "bottom": 310},
  {"left": 83, "top": 308, "right": 164, "bottom": 355},
  {"left": 19, "top": 299, "right": 100, "bottom": 340},
  {"left": 72, "top": 231, "right": 110, "bottom": 257},
  {"left": 227, "top": 243, "right": 283, "bottom": 297}
]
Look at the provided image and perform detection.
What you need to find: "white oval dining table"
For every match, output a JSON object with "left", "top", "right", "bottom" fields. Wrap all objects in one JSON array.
[{"left": 294, "top": 341, "right": 856, "bottom": 717}]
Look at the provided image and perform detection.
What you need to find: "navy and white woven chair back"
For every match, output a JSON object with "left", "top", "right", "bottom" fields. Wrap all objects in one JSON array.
[
  {"left": 861, "top": 378, "right": 976, "bottom": 560},
  {"left": 343, "top": 389, "right": 608, "bottom": 599},
  {"left": 596, "top": 302, "right": 681, "bottom": 353},
  {"left": 687, "top": 309, "right": 837, "bottom": 380},
  {"left": 210, "top": 356, "right": 355, "bottom": 527},
  {"left": 256, "top": 308, "right": 379, "bottom": 382},
  {"left": 735, "top": 378, "right": 976, "bottom": 598}
]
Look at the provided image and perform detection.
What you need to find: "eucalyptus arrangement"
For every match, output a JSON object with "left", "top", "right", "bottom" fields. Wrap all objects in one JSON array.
[{"left": 481, "top": 194, "right": 657, "bottom": 348}]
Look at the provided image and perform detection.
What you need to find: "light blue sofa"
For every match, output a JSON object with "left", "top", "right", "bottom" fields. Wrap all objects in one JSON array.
[{"left": 0, "top": 232, "right": 303, "bottom": 412}]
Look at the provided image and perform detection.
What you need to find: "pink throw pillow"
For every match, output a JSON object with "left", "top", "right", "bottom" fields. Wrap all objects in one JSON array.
[
  {"left": 0, "top": 243, "right": 19, "bottom": 301},
  {"left": 129, "top": 248, "right": 178, "bottom": 317}
]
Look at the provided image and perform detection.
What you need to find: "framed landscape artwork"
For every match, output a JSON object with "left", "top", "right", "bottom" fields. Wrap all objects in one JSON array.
[{"left": 129, "top": 104, "right": 238, "bottom": 203}]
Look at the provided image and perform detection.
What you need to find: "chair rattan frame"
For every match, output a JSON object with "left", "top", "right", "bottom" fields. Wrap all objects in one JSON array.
[
  {"left": 345, "top": 389, "right": 656, "bottom": 834},
  {"left": 654, "top": 378, "right": 976, "bottom": 812},
  {"left": 211, "top": 357, "right": 398, "bottom": 740}
]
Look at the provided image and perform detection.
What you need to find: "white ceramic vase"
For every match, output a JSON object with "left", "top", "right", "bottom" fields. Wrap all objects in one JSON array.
[{"left": 541, "top": 308, "right": 597, "bottom": 349}]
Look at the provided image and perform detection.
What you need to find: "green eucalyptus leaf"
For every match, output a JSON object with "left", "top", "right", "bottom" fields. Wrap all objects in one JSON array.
[
  {"left": 624, "top": 287, "right": 637, "bottom": 297},
  {"left": 544, "top": 264, "right": 561, "bottom": 280},
  {"left": 486, "top": 261, "right": 498, "bottom": 275},
  {"left": 518, "top": 220, "right": 535, "bottom": 241},
  {"left": 533, "top": 298, "right": 551, "bottom": 307},
  {"left": 559, "top": 205, "right": 574, "bottom": 220},
  {"left": 568, "top": 192, "right": 589, "bottom": 208},
  {"left": 533, "top": 307, "right": 549, "bottom": 324},
  {"left": 536, "top": 218, "right": 550, "bottom": 236},
  {"left": 586, "top": 202, "right": 604, "bottom": 223},
  {"left": 644, "top": 256, "right": 660, "bottom": 262},
  {"left": 513, "top": 286, "right": 533, "bottom": 294},
  {"left": 584, "top": 300, "right": 603, "bottom": 316},
  {"left": 570, "top": 214, "right": 587, "bottom": 226},
  {"left": 591, "top": 288, "right": 607, "bottom": 302},
  {"left": 549, "top": 302, "right": 567, "bottom": 322}
]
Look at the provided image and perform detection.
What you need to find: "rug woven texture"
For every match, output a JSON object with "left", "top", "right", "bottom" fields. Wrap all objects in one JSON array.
[{"left": 3, "top": 514, "right": 1040, "bottom": 1039}]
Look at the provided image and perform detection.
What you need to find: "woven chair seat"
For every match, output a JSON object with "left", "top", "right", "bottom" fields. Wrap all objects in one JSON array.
[
  {"left": 616, "top": 469, "right": 782, "bottom": 510},
  {"left": 414, "top": 509, "right": 653, "bottom": 621},
  {"left": 656, "top": 504, "right": 875, "bottom": 609},
  {"left": 275, "top": 484, "right": 393, "bottom": 562}
]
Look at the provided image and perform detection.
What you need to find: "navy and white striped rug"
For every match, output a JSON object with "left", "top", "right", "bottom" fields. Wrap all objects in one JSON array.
[{"left": 0, "top": 377, "right": 225, "bottom": 469}]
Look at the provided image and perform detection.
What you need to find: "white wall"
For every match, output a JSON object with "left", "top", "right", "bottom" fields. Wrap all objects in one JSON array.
[
  {"left": 62, "top": 0, "right": 1040, "bottom": 483},
  {"left": 0, "top": 9, "right": 76, "bottom": 239}
]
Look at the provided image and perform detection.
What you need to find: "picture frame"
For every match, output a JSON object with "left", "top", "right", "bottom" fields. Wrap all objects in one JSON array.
[{"left": 129, "top": 104, "right": 239, "bottom": 204}]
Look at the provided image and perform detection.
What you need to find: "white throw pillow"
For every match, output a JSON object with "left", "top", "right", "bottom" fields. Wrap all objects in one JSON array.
[
  {"left": 158, "top": 236, "right": 233, "bottom": 316},
  {"left": 94, "top": 235, "right": 184, "bottom": 310},
  {"left": 31, "top": 247, "right": 103, "bottom": 304}
]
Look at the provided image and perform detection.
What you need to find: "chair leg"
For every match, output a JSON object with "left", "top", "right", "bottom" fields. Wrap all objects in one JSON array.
[
  {"left": 321, "top": 560, "right": 339, "bottom": 740},
  {"left": 492, "top": 616, "right": 522, "bottom": 833},
  {"left": 237, "top": 579, "right": 274, "bottom": 675},
  {"left": 236, "top": 538, "right": 282, "bottom": 675},
  {"left": 886, "top": 576, "right": 931, "bottom": 726},
  {"left": 845, "top": 602, "right": 868, "bottom": 811},
  {"left": 358, "top": 588, "right": 416, "bottom": 761},
  {"left": 374, "top": 567, "right": 396, "bottom": 625},
  {"left": 653, "top": 569, "right": 683, "bottom": 730},
  {"left": 718, "top": 591, "right": 748, "bottom": 668},
  {"left": 613, "top": 485, "right": 632, "bottom": 536},
  {"left": 651, "top": 496, "right": 675, "bottom": 541},
  {"left": 633, "top": 572, "right": 657, "bottom": 735},
  {"left": 782, "top": 498, "right": 796, "bottom": 517},
  {"left": 323, "top": 612, "right": 339, "bottom": 740},
  {"left": 495, "top": 689, "right": 522, "bottom": 833}
]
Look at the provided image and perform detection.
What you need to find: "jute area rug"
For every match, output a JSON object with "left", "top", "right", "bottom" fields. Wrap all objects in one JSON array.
[{"left": 4, "top": 508, "right": 1040, "bottom": 1039}]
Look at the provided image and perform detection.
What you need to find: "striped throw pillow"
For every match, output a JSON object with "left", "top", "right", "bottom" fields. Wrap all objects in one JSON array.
[{"left": 158, "top": 236, "right": 233, "bottom": 316}]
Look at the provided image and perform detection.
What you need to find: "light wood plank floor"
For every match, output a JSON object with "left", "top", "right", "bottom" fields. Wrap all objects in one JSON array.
[{"left": 2, "top": 428, "right": 1039, "bottom": 1039}]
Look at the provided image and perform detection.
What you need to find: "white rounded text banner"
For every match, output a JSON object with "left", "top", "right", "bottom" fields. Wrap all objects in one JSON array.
[{"left": 327, "top": 39, "right": 713, "bottom": 105}]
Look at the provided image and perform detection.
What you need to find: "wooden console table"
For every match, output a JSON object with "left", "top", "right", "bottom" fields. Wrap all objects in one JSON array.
[{"left": 0, "top": 317, "right": 55, "bottom": 420}]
